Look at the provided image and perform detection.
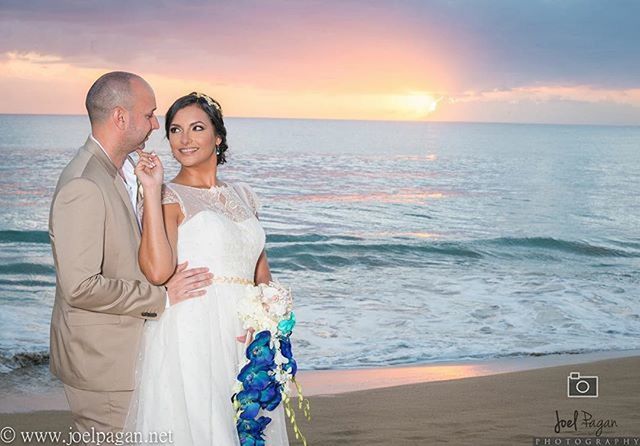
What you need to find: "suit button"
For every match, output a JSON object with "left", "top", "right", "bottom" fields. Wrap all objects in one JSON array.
[{"left": 141, "top": 312, "right": 157, "bottom": 317}]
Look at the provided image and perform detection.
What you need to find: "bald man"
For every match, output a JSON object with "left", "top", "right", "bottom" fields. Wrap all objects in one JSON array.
[{"left": 49, "top": 71, "right": 212, "bottom": 435}]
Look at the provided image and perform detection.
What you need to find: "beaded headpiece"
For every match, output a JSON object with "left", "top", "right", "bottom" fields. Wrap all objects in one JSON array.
[{"left": 190, "top": 92, "right": 222, "bottom": 114}]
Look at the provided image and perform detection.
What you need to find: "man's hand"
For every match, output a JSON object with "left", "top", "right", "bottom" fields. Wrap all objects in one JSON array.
[{"left": 166, "top": 261, "right": 213, "bottom": 306}]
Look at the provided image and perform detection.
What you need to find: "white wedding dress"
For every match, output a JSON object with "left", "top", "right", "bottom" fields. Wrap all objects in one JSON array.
[{"left": 124, "top": 181, "right": 289, "bottom": 445}]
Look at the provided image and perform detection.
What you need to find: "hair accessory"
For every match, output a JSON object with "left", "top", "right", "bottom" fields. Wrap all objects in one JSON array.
[{"left": 191, "top": 92, "right": 221, "bottom": 112}]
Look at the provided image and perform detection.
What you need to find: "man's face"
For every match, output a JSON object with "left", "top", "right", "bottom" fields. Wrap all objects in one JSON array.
[{"left": 124, "top": 79, "right": 159, "bottom": 152}]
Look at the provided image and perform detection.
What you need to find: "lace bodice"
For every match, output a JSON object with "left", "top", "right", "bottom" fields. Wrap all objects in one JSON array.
[
  {"left": 160, "top": 181, "right": 265, "bottom": 281},
  {"left": 161, "top": 181, "right": 260, "bottom": 223}
]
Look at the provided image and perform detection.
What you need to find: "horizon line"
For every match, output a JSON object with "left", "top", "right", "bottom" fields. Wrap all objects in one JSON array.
[{"left": 0, "top": 112, "right": 638, "bottom": 129}]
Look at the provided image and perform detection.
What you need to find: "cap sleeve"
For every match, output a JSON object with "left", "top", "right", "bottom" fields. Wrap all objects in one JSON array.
[
  {"left": 234, "top": 182, "right": 261, "bottom": 216},
  {"left": 136, "top": 184, "right": 179, "bottom": 221},
  {"left": 160, "top": 183, "right": 188, "bottom": 221},
  {"left": 161, "top": 183, "right": 180, "bottom": 205}
]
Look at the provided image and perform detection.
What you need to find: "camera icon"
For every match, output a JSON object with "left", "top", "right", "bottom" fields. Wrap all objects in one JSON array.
[{"left": 567, "top": 371, "right": 598, "bottom": 398}]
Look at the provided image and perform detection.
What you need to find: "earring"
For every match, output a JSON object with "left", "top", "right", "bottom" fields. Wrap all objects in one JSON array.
[{"left": 216, "top": 146, "right": 221, "bottom": 156}]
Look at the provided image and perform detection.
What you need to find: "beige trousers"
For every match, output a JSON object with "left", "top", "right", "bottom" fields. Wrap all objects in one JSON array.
[{"left": 63, "top": 384, "right": 133, "bottom": 440}]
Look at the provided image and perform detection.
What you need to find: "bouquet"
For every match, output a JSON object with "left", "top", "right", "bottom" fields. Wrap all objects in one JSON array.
[{"left": 231, "top": 280, "right": 310, "bottom": 446}]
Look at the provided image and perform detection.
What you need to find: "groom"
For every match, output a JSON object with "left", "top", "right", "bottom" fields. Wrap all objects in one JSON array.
[{"left": 49, "top": 71, "right": 211, "bottom": 435}]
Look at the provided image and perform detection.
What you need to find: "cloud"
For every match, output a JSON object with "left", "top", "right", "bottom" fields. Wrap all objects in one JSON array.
[
  {"left": 449, "top": 85, "right": 640, "bottom": 107},
  {"left": 0, "top": 0, "right": 638, "bottom": 123},
  {"left": 2, "top": 0, "right": 637, "bottom": 91}
]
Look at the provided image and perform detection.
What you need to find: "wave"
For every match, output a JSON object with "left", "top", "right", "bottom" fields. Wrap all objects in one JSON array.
[
  {"left": 0, "top": 231, "right": 355, "bottom": 246},
  {"left": 268, "top": 234, "right": 639, "bottom": 271},
  {"left": 0, "top": 350, "right": 49, "bottom": 374},
  {"left": 267, "top": 233, "right": 361, "bottom": 243},
  {"left": 483, "top": 236, "right": 639, "bottom": 257},
  {"left": 0, "top": 263, "right": 56, "bottom": 275},
  {"left": 1, "top": 233, "right": 636, "bottom": 277},
  {"left": 271, "top": 241, "right": 482, "bottom": 258},
  {"left": 0, "top": 230, "right": 50, "bottom": 244},
  {"left": 2, "top": 230, "right": 636, "bottom": 259},
  {"left": 0, "top": 278, "right": 56, "bottom": 287},
  {"left": 269, "top": 240, "right": 483, "bottom": 272}
]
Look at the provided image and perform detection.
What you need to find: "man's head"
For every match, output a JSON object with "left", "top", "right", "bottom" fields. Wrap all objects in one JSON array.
[{"left": 85, "top": 71, "right": 159, "bottom": 152}]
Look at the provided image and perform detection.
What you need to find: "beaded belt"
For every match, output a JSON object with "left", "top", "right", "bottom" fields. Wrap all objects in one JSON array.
[{"left": 211, "top": 275, "right": 255, "bottom": 286}]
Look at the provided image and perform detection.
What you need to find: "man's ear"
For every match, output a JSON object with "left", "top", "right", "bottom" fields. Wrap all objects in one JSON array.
[{"left": 112, "top": 106, "right": 127, "bottom": 130}]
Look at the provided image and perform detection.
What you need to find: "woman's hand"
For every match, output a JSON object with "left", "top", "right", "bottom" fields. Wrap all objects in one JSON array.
[
  {"left": 134, "top": 149, "right": 163, "bottom": 191},
  {"left": 236, "top": 327, "right": 255, "bottom": 344}
]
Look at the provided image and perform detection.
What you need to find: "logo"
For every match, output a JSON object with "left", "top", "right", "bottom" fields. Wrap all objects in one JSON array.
[
  {"left": 553, "top": 410, "right": 618, "bottom": 437},
  {"left": 567, "top": 371, "right": 598, "bottom": 398}
]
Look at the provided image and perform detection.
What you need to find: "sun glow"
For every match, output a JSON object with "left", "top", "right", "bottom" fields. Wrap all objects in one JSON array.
[
  {"left": 390, "top": 93, "right": 441, "bottom": 119},
  {"left": 408, "top": 93, "right": 439, "bottom": 114}
]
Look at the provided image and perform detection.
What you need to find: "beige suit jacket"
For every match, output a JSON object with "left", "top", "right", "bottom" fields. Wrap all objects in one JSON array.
[{"left": 49, "top": 136, "right": 166, "bottom": 391}]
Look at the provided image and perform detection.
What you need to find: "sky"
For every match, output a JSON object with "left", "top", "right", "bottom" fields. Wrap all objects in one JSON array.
[{"left": 0, "top": 0, "right": 639, "bottom": 125}]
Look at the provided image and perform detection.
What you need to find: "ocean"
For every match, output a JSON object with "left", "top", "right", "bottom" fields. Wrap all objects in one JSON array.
[{"left": 1, "top": 114, "right": 639, "bottom": 387}]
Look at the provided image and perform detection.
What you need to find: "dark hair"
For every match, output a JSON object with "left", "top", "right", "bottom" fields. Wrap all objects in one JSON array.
[
  {"left": 164, "top": 92, "right": 229, "bottom": 165},
  {"left": 86, "top": 71, "right": 142, "bottom": 125}
]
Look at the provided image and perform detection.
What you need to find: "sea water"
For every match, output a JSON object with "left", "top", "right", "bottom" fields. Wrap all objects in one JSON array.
[{"left": 0, "top": 115, "right": 638, "bottom": 384}]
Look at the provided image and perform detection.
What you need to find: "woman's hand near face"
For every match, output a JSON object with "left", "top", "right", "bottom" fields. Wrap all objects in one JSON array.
[{"left": 135, "top": 149, "right": 164, "bottom": 191}]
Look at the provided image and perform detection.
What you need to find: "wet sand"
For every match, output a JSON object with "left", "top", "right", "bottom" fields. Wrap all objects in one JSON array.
[{"left": 1, "top": 352, "right": 638, "bottom": 445}]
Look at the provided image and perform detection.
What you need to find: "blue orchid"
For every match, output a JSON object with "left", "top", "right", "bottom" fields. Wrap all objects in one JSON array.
[
  {"left": 238, "top": 432, "right": 265, "bottom": 446},
  {"left": 238, "top": 362, "right": 274, "bottom": 391},
  {"left": 278, "top": 336, "right": 297, "bottom": 374},
  {"left": 259, "top": 382, "right": 283, "bottom": 410},
  {"left": 247, "top": 331, "right": 275, "bottom": 367},
  {"left": 279, "top": 337, "right": 293, "bottom": 360},
  {"left": 255, "top": 416, "right": 272, "bottom": 431},
  {"left": 237, "top": 416, "right": 272, "bottom": 436},
  {"left": 236, "top": 389, "right": 261, "bottom": 420},
  {"left": 284, "top": 357, "right": 297, "bottom": 375},
  {"left": 248, "top": 330, "right": 270, "bottom": 349}
]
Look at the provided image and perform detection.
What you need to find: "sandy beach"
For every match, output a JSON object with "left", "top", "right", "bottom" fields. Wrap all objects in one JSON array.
[{"left": 1, "top": 351, "right": 638, "bottom": 445}]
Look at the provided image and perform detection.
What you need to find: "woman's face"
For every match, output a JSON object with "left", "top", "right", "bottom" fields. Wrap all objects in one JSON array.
[{"left": 168, "top": 104, "right": 222, "bottom": 167}]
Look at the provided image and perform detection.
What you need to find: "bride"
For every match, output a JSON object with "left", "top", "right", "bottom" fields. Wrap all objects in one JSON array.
[{"left": 124, "top": 92, "right": 290, "bottom": 445}]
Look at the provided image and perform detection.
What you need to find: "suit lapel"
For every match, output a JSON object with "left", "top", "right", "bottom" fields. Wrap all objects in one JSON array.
[
  {"left": 82, "top": 136, "right": 141, "bottom": 239},
  {"left": 82, "top": 136, "right": 117, "bottom": 177}
]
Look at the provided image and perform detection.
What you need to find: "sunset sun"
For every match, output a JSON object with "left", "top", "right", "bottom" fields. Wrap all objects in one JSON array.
[
  {"left": 391, "top": 93, "right": 441, "bottom": 119},
  {"left": 409, "top": 93, "right": 438, "bottom": 113}
]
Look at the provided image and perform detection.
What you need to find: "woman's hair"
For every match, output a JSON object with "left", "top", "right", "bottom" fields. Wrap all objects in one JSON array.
[{"left": 164, "top": 92, "right": 228, "bottom": 165}]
